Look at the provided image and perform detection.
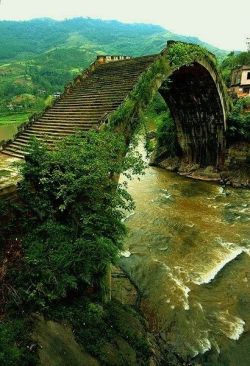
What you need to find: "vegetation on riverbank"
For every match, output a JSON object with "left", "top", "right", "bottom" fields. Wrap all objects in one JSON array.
[
  {"left": 0, "top": 130, "right": 149, "bottom": 365},
  {"left": 0, "top": 19, "right": 249, "bottom": 364},
  {"left": 226, "top": 97, "right": 250, "bottom": 144},
  {"left": 219, "top": 51, "right": 250, "bottom": 86}
]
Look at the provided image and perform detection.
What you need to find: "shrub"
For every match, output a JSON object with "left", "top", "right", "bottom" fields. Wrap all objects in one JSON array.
[
  {"left": 227, "top": 97, "right": 250, "bottom": 144},
  {"left": 5, "top": 130, "right": 144, "bottom": 310}
]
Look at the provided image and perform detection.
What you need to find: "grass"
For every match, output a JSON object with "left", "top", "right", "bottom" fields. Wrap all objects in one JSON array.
[
  {"left": 0, "top": 113, "right": 29, "bottom": 125},
  {"left": 0, "top": 169, "right": 11, "bottom": 178}
]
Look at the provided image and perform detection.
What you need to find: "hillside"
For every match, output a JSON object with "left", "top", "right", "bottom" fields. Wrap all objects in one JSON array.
[
  {"left": 0, "top": 17, "right": 227, "bottom": 118},
  {"left": 0, "top": 17, "right": 227, "bottom": 61}
]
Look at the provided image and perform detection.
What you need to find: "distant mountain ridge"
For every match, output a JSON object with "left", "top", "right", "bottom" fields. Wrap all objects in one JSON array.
[
  {"left": 0, "top": 17, "right": 228, "bottom": 114},
  {"left": 0, "top": 17, "right": 227, "bottom": 62}
]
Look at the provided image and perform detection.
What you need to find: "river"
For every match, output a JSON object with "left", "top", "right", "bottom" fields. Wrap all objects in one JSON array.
[
  {"left": 121, "top": 162, "right": 250, "bottom": 365},
  {"left": 1, "top": 121, "right": 249, "bottom": 364}
]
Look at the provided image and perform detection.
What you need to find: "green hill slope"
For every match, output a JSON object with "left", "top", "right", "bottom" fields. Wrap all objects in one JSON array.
[{"left": 0, "top": 17, "right": 228, "bottom": 119}]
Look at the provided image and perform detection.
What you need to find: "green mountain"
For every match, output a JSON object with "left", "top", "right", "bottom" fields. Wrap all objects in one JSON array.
[
  {"left": 0, "top": 17, "right": 228, "bottom": 116},
  {"left": 0, "top": 17, "right": 227, "bottom": 61}
]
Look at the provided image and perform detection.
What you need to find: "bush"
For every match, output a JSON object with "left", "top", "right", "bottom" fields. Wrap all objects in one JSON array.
[
  {"left": 156, "top": 111, "right": 181, "bottom": 158},
  {"left": 227, "top": 97, "right": 250, "bottom": 144},
  {"left": 0, "top": 319, "right": 38, "bottom": 366},
  {"left": 5, "top": 130, "right": 144, "bottom": 310}
]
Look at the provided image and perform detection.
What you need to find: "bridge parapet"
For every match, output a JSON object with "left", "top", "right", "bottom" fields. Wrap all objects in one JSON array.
[{"left": 96, "top": 55, "right": 131, "bottom": 64}]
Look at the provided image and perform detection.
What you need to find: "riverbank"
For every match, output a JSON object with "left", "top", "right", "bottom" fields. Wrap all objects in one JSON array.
[
  {"left": 115, "top": 263, "right": 203, "bottom": 366},
  {"left": 150, "top": 141, "right": 250, "bottom": 188}
]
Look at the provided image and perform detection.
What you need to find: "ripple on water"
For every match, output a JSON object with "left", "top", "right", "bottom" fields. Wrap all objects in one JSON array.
[
  {"left": 215, "top": 311, "right": 245, "bottom": 340},
  {"left": 121, "top": 164, "right": 250, "bottom": 363},
  {"left": 193, "top": 245, "right": 244, "bottom": 285}
]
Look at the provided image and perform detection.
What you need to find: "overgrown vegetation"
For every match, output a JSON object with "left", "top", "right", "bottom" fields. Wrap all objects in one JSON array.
[
  {"left": 6, "top": 131, "right": 144, "bottom": 308},
  {"left": 220, "top": 51, "right": 250, "bottom": 86},
  {"left": 0, "top": 130, "right": 145, "bottom": 364},
  {"left": 167, "top": 42, "right": 212, "bottom": 68},
  {"left": 141, "top": 93, "right": 181, "bottom": 160},
  {"left": 227, "top": 97, "right": 250, "bottom": 144},
  {"left": 46, "top": 297, "right": 152, "bottom": 366},
  {"left": 0, "top": 318, "right": 38, "bottom": 366},
  {"left": 219, "top": 51, "right": 250, "bottom": 143},
  {"left": 109, "top": 42, "right": 226, "bottom": 163},
  {"left": 0, "top": 17, "right": 226, "bottom": 120}
]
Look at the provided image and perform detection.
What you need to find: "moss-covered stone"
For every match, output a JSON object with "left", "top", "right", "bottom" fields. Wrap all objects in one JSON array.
[{"left": 33, "top": 316, "right": 100, "bottom": 366}]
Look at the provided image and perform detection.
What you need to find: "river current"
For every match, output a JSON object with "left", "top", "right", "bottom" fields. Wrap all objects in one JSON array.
[
  {"left": 1, "top": 122, "right": 249, "bottom": 364},
  {"left": 121, "top": 163, "right": 250, "bottom": 365}
]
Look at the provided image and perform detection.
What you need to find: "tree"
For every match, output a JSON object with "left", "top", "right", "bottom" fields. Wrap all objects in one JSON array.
[{"left": 7, "top": 130, "right": 144, "bottom": 310}]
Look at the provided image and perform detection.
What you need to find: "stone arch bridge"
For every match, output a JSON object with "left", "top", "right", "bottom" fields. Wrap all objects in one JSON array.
[{"left": 1, "top": 41, "right": 230, "bottom": 169}]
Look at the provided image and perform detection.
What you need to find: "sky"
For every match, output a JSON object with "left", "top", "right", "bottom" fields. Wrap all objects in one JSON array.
[{"left": 0, "top": 0, "right": 249, "bottom": 51}]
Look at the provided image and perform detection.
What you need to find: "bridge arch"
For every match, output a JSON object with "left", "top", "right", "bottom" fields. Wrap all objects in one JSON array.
[
  {"left": 1, "top": 41, "right": 230, "bottom": 170},
  {"left": 108, "top": 42, "right": 230, "bottom": 169}
]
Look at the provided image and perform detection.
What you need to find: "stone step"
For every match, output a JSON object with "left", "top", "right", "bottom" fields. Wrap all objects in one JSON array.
[
  {"left": 34, "top": 121, "right": 96, "bottom": 127},
  {"left": 17, "top": 130, "right": 53, "bottom": 143},
  {"left": 30, "top": 125, "right": 96, "bottom": 132},
  {"left": 29, "top": 127, "right": 85, "bottom": 134},
  {"left": 65, "top": 89, "right": 131, "bottom": 98},
  {"left": 2, "top": 54, "right": 158, "bottom": 159},
  {"left": 51, "top": 103, "right": 120, "bottom": 110},
  {"left": 11, "top": 140, "right": 29, "bottom": 147},
  {"left": 76, "top": 77, "right": 139, "bottom": 86},
  {"left": 82, "top": 71, "right": 139, "bottom": 77},
  {"left": 20, "top": 133, "right": 73, "bottom": 140},
  {"left": 2, "top": 147, "right": 25, "bottom": 158},
  {"left": 42, "top": 113, "right": 104, "bottom": 119},
  {"left": 56, "top": 99, "right": 123, "bottom": 107},
  {"left": 45, "top": 108, "right": 114, "bottom": 114},
  {"left": 58, "top": 94, "right": 125, "bottom": 100},
  {"left": 57, "top": 98, "right": 126, "bottom": 106},
  {"left": 27, "top": 127, "right": 93, "bottom": 135},
  {"left": 14, "top": 136, "right": 31, "bottom": 143},
  {"left": 79, "top": 81, "right": 136, "bottom": 89},
  {"left": 70, "top": 85, "right": 133, "bottom": 93},
  {"left": 20, "top": 132, "right": 61, "bottom": 143},
  {"left": 38, "top": 118, "right": 100, "bottom": 124},
  {"left": 95, "top": 64, "right": 154, "bottom": 73}
]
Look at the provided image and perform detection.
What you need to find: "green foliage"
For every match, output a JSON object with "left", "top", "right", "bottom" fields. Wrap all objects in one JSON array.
[
  {"left": 220, "top": 51, "right": 250, "bottom": 86},
  {"left": 0, "top": 130, "right": 145, "bottom": 364},
  {"left": 0, "top": 318, "right": 38, "bottom": 366},
  {"left": 167, "top": 42, "right": 231, "bottom": 117},
  {"left": 0, "top": 17, "right": 226, "bottom": 118},
  {"left": 0, "top": 113, "right": 29, "bottom": 126},
  {"left": 6, "top": 130, "right": 144, "bottom": 310},
  {"left": 167, "top": 42, "right": 212, "bottom": 68},
  {"left": 47, "top": 297, "right": 151, "bottom": 365},
  {"left": 156, "top": 110, "right": 181, "bottom": 158},
  {"left": 0, "top": 18, "right": 226, "bottom": 63},
  {"left": 227, "top": 97, "right": 250, "bottom": 143},
  {"left": 109, "top": 56, "right": 171, "bottom": 137}
]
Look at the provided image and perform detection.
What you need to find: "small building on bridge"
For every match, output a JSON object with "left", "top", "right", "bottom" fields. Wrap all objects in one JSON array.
[{"left": 230, "top": 65, "right": 250, "bottom": 97}]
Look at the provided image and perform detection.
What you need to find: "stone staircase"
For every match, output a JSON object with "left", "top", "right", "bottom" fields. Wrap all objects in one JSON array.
[{"left": 1, "top": 55, "right": 157, "bottom": 158}]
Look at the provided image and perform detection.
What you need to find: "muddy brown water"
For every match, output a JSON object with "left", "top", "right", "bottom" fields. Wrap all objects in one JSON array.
[
  {"left": 1, "top": 123, "right": 249, "bottom": 364},
  {"left": 121, "top": 163, "right": 250, "bottom": 365}
]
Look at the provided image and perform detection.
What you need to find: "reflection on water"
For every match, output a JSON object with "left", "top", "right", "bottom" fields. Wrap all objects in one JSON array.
[
  {"left": 120, "top": 166, "right": 250, "bottom": 365},
  {"left": 0, "top": 123, "right": 19, "bottom": 141}
]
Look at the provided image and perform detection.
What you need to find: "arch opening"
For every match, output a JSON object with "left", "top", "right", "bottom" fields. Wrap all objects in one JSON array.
[{"left": 158, "top": 62, "right": 226, "bottom": 167}]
